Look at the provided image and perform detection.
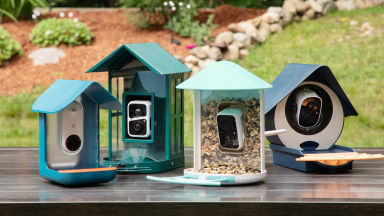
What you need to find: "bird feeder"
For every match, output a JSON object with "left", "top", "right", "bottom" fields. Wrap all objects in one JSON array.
[
  {"left": 264, "top": 63, "right": 383, "bottom": 173},
  {"left": 86, "top": 43, "right": 191, "bottom": 173},
  {"left": 148, "top": 61, "right": 285, "bottom": 186},
  {"left": 32, "top": 79, "right": 122, "bottom": 185}
]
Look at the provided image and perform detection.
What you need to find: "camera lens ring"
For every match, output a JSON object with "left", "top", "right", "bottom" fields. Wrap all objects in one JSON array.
[
  {"left": 65, "top": 134, "right": 82, "bottom": 152},
  {"left": 133, "top": 121, "right": 143, "bottom": 133}
]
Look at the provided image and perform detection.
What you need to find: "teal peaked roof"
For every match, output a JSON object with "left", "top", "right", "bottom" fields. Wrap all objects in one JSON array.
[
  {"left": 86, "top": 43, "right": 191, "bottom": 75},
  {"left": 176, "top": 61, "right": 272, "bottom": 90},
  {"left": 32, "top": 79, "right": 122, "bottom": 114}
]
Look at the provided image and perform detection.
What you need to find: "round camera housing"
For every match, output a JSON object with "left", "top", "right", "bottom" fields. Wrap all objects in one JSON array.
[{"left": 272, "top": 81, "right": 344, "bottom": 150}]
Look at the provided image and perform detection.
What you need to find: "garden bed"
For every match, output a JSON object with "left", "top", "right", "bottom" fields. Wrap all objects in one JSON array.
[{"left": 0, "top": 5, "right": 265, "bottom": 96}]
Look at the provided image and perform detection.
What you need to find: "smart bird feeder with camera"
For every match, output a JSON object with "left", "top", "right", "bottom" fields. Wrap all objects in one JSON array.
[
  {"left": 86, "top": 43, "right": 191, "bottom": 173},
  {"left": 147, "top": 61, "right": 286, "bottom": 186},
  {"left": 265, "top": 63, "right": 384, "bottom": 173},
  {"left": 32, "top": 79, "right": 122, "bottom": 185}
]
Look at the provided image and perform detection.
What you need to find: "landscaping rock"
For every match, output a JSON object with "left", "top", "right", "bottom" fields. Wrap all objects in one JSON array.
[
  {"left": 184, "top": 62, "right": 194, "bottom": 70},
  {"left": 267, "top": 6, "right": 284, "bottom": 17},
  {"left": 232, "top": 32, "right": 252, "bottom": 48},
  {"left": 282, "top": 9, "right": 294, "bottom": 23},
  {"left": 215, "top": 31, "right": 234, "bottom": 45},
  {"left": 293, "top": 14, "right": 301, "bottom": 22},
  {"left": 306, "top": 0, "right": 323, "bottom": 13},
  {"left": 207, "top": 47, "right": 223, "bottom": 60},
  {"left": 228, "top": 23, "right": 245, "bottom": 33},
  {"left": 261, "top": 12, "right": 281, "bottom": 24},
  {"left": 369, "top": 0, "right": 384, "bottom": 6},
  {"left": 259, "top": 22, "right": 271, "bottom": 36},
  {"left": 253, "top": 31, "right": 267, "bottom": 43},
  {"left": 355, "top": 0, "right": 369, "bottom": 8},
  {"left": 28, "top": 48, "right": 66, "bottom": 66},
  {"left": 350, "top": 20, "right": 359, "bottom": 26},
  {"left": 222, "top": 45, "right": 240, "bottom": 60},
  {"left": 174, "top": 55, "right": 185, "bottom": 64},
  {"left": 335, "top": 1, "right": 357, "bottom": 11},
  {"left": 239, "top": 49, "right": 249, "bottom": 59},
  {"left": 303, "top": 8, "right": 316, "bottom": 19},
  {"left": 198, "top": 58, "right": 217, "bottom": 70},
  {"left": 292, "top": 0, "right": 306, "bottom": 15},
  {"left": 282, "top": 1, "right": 297, "bottom": 15},
  {"left": 185, "top": 55, "right": 199, "bottom": 66},
  {"left": 237, "top": 21, "right": 258, "bottom": 36},
  {"left": 270, "top": 23, "right": 283, "bottom": 34},
  {"left": 190, "top": 47, "right": 208, "bottom": 59},
  {"left": 319, "top": 0, "right": 338, "bottom": 15},
  {"left": 250, "top": 16, "right": 262, "bottom": 28}
]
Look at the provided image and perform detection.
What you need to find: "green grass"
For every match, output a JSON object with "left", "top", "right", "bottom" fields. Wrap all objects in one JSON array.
[
  {"left": 1, "top": 6, "right": 383, "bottom": 148},
  {"left": 184, "top": 6, "right": 384, "bottom": 148}
]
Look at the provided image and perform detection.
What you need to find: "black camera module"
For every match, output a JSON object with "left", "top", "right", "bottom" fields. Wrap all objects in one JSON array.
[
  {"left": 65, "top": 135, "right": 81, "bottom": 152},
  {"left": 129, "top": 104, "right": 147, "bottom": 118},
  {"left": 129, "top": 119, "right": 147, "bottom": 136},
  {"left": 217, "top": 115, "right": 239, "bottom": 149},
  {"left": 298, "top": 97, "right": 322, "bottom": 127}
]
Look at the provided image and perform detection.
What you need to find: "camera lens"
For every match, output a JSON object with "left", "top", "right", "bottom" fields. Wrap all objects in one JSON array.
[
  {"left": 304, "top": 114, "right": 315, "bottom": 125},
  {"left": 133, "top": 121, "right": 143, "bottom": 132},
  {"left": 65, "top": 135, "right": 81, "bottom": 152},
  {"left": 306, "top": 101, "right": 318, "bottom": 112},
  {"left": 225, "top": 135, "right": 234, "bottom": 145},
  {"left": 134, "top": 108, "right": 142, "bottom": 117}
]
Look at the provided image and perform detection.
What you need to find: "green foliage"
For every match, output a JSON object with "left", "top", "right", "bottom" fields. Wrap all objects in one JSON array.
[
  {"left": 0, "top": 0, "right": 48, "bottom": 24},
  {"left": 0, "top": 26, "right": 23, "bottom": 66},
  {"left": 119, "top": 0, "right": 167, "bottom": 28},
  {"left": 221, "top": 0, "right": 284, "bottom": 9},
  {"left": 166, "top": 1, "right": 217, "bottom": 45},
  {"left": 29, "top": 18, "right": 94, "bottom": 47}
]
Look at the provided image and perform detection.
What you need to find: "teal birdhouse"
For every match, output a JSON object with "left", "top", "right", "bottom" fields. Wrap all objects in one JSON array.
[{"left": 86, "top": 43, "right": 191, "bottom": 173}]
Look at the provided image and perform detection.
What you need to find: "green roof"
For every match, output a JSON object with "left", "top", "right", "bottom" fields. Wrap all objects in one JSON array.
[
  {"left": 176, "top": 61, "right": 272, "bottom": 90},
  {"left": 86, "top": 43, "right": 191, "bottom": 75}
]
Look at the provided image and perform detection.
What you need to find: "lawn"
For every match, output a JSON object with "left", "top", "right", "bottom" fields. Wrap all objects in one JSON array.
[{"left": 1, "top": 6, "right": 383, "bottom": 148}]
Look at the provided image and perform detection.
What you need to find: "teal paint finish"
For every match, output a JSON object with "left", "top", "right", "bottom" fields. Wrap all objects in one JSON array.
[
  {"left": 122, "top": 92, "right": 155, "bottom": 143},
  {"left": 34, "top": 80, "right": 122, "bottom": 186},
  {"left": 86, "top": 43, "right": 191, "bottom": 75},
  {"left": 176, "top": 61, "right": 272, "bottom": 91},
  {"left": 32, "top": 79, "right": 122, "bottom": 113},
  {"left": 146, "top": 172, "right": 236, "bottom": 186}
]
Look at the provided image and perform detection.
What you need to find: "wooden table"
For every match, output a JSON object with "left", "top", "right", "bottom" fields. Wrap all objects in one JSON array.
[{"left": 1, "top": 148, "right": 384, "bottom": 215}]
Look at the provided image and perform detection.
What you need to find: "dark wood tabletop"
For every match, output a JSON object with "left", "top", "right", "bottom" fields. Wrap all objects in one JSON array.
[{"left": 1, "top": 147, "right": 384, "bottom": 215}]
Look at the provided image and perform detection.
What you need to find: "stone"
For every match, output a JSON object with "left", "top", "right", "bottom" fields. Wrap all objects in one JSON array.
[
  {"left": 198, "top": 58, "right": 217, "bottom": 70},
  {"left": 267, "top": 6, "right": 284, "bottom": 17},
  {"left": 188, "top": 66, "right": 201, "bottom": 78},
  {"left": 306, "top": 0, "right": 323, "bottom": 13},
  {"left": 319, "top": 0, "right": 338, "bottom": 15},
  {"left": 335, "top": 1, "right": 356, "bottom": 11},
  {"left": 207, "top": 47, "right": 222, "bottom": 60},
  {"left": 355, "top": 0, "right": 369, "bottom": 8},
  {"left": 185, "top": 55, "right": 200, "bottom": 65},
  {"left": 232, "top": 32, "right": 252, "bottom": 48},
  {"left": 293, "top": 14, "right": 301, "bottom": 22},
  {"left": 214, "top": 31, "right": 234, "bottom": 45},
  {"left": 303, "top": 8, "right": 316, "bottom": 19},
  {"left": 282, "top": 1, "right": 297, "bottom": 15},
  {"left": 250, "top": 16, "right": 262, "bottom": 28},
  {"left": 270, "top": 23, "right": 283, "bottom": 34},
  {"left": 228, "top": 23, "right": 245, "bottom": 33},
  {"left": 350, "top": 20, "right": 358, "bottom": 26},
  {"left": 369, "top": 0, "right": 384, "bottom": 6},
  {"left": 261, "top": 12, "right": 280, "bottom": 24},
  {"left": 237, "top": 21, "right": 258, "bottom": 36},
  {"left": 301, "top": 15, "right": 310, "bottom": 21},
  {"left": 184, "top": 62, "right": 194, "bottom": 70},
  {"left": 292, "top": 0, "right": 306, "bottom": 15},
  {"left": 282, "top": 9, "right": 294, "bottom": 23},
  {"left": 174, "top": 55, "right": 185, "bottom": 64},
  {"left": 239, "top": 49, "right": 249, "bottom": 59},
  {"left": 259, "top": 22, "right": 271, "bottom": 36},
  {"left": 190, "top": 47, "right": 208, "bottom": 59},
  {"left": 28, "top": 47, "right": 66, "bottom": 66},
  {"left": 253, "top": 31, "right": 267, "bottom": 44},
  {"left": 222, "top": 45, "right": 239, "bottom": 60}
]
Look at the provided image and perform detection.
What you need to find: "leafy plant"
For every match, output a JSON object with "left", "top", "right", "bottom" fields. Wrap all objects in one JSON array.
[
  {"left": 29, "top": 18, "right": 94, "bottom": 47},
  {"left": 0, "top": 0, "right": 48, "bottom": 24},
  {"left": 165, "top": 1, "right": 218, "bottom": 45},
  {"left": 0, "top": 26, "right": 23, "bottom": 66}
]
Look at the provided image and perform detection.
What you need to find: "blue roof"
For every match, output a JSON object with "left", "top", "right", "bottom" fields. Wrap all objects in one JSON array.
[
  {"left": 86, "top": 43, "right": 191, "bottom": 75},
  {"left": 264, "top": 63, "right": 358, "bottom": 117},
  {"left": 32, "top": 79, "right": 122, "bottom": 114}
]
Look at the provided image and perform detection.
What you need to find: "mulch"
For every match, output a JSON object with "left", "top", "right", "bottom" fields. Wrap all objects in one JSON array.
[{"left": 0, "top": 5, "right": 265, "bottom": 96}]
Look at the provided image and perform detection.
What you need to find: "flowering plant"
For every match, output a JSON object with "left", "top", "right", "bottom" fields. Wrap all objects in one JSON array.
[
  {"left": 0, "top": 26, "right": 23, "bottom": 66},
  {"left": 29, "top": 17, "right": 94, "bottom": 47}
]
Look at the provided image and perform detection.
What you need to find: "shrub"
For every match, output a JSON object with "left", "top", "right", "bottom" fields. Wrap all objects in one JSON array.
[
  {"left": 29, "top": 18, "right": 94, "bottom": 47},
  {"left": 0, "top": 0, "right": 48, "bottom": 24},
  {"left": 0, "top": 26, "right": 23, "bottom": 66}
]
